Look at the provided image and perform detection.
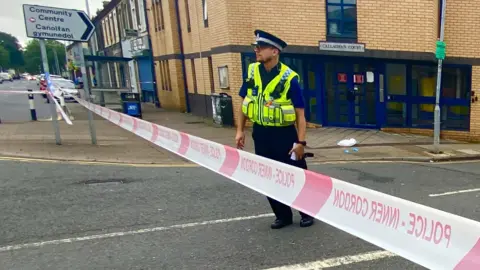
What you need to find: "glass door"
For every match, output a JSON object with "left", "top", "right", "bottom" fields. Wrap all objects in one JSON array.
[
  {"left": 324, "top": 61, "right": 379, "bottom": 128},
  {"left": 325, "top": 62, "right": 351, "bottom": 126},
  {"left": 352, "top": 63, "right": 377, "bottom": 127},
  {"left": 304, "top": 60, "right": 320, "bottom": 124}
]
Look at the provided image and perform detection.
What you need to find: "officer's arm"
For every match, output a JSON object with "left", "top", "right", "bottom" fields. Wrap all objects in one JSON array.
[
  {"left": 295, "top": 108, "right": 307, "bottom": 142},
  {"left": 237, "top": 100, "right": 247, "bottom": 132},
  {"left": 289, "top": 77, "right": 307, "bottom": 141},
  {"left": 237, "top": 81, "right": 248, "bottom": 133}
]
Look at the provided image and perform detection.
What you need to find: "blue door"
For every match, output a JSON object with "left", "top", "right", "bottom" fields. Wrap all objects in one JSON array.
[
  {"left": 137, "top": 57, "right": 155, "bottom": 103},
  {"left": 324, "top": 61, "right": 380, "bottom": 128}
]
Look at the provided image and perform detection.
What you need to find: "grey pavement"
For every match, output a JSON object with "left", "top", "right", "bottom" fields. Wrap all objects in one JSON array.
[
  {"left": 1, "top": 159, "right": 480, "bottom": 269},
  {"left": 0, "top": 80, "right": 53, "bottom": 122},
  {"left": 3, "top": 79, "right": 480, "bottom": 164}
]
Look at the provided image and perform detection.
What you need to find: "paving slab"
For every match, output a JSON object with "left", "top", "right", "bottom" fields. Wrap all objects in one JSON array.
[{"left": 0, "top": 102, "right": 476, "bottom": 164}]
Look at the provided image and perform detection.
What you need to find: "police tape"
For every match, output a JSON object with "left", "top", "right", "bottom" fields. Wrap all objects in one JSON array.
[
  {"left": 0, "top": 89, "right": 72, "bottom": 125},
  {"left": 73, "top": 96, "right": 480, "bottom": 270},
  {"left": 0, "top": 90, "right": 45, "bottom": 94}
]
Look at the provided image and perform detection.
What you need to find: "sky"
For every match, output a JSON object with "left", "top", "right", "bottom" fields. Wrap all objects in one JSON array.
[{"left": 0, "top": 0, "right": 105, "bottom": 47}]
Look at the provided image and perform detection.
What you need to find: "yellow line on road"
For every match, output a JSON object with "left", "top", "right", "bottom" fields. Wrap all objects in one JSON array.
[{"left": 0, "top": 156, "right": 199, "bottom": 168}]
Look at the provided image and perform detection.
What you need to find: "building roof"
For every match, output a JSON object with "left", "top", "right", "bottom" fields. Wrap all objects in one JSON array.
[{"left": 91, "top": 0, "right": 122, "bottom": 23}]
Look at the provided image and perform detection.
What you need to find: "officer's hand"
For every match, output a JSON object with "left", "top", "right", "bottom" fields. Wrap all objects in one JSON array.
[
  {"left": 289, "top": 143, "right": 305, "bottom": 160},
  {"left": 235, "top": 131, "right": 246, "bottom": 149}
]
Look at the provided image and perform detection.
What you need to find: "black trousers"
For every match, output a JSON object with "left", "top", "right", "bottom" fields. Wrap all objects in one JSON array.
[{"left": 252, "top": 124, "right": 311, "bottom": 221}]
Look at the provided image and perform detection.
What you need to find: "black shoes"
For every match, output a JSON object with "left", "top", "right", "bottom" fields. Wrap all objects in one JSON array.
[
  {"left": 271, "top": 219, "right": 293, "bottom": 229},
  {"left": 300, "top": 217, "right": 315, "bottom": 228},
  {"left": 270, "top": 217, "right": 314, "bottom": 229}
]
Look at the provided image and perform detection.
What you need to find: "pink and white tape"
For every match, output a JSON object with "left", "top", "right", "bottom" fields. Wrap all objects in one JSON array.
[
  {"left": 75, "top": 97, "right": 480, "bottom": 270},
  {"left": 0, "top": 90, "right": 45, "bottom": 94}
]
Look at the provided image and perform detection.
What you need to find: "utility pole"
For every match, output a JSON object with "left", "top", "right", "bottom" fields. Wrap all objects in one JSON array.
[
  {"left": 433, "top": 0, "right": 447, "bottom": 154},
  {"left": 39, "top": 39, "right": 62, "bottom": 145},
  {"left": 77, "top": 42, "right": 97, "bottom": 144},
  {"left": 53, "top": 49, "right": 60, "bottom": 75}
]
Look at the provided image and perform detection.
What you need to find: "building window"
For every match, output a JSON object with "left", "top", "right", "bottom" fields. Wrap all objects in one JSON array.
[
  {"left": 409, "top": 65, "right": 470, "bottom": 130},
  {"left": 157, "top": 60, "right": 172, "bottom": 91},
  {"left": 202, "top": 0, "right": 208, "bottom": 28},
  {"left": 106, "top": 17, "right": 112, "bottom": 46},
  {"left": 109, "top": 14, "right": 115, "bottom": 44},
  {"left": 112, "top": 10, "right": 119, "bottom": 43},
  {"left": 440, "top": 67, "right": 470, "bottom": 130},
  {"left": 124, "top": 3, "right": 132, "bottom": 30},
  {"left": 133, "top": 0, "right": 141, "bottom": 29},
  {"left": 191, "top": 59, "right": 197, "bottom": 93},
  {"left": 411, "top": 65, "right": 436, "bottom": 128},
  {"left": 184, "top": 0, "right": 191, "bottom": 32},
  {"left": 151, "top": 0, "right": 158, "bottom": 32},
  {"left": 207, "top": 57, "right": 214, "bottom": 93},
  {"left": 385, "top": 64, "right": 407, "bottom": 127},
  {"left": 152, "top": 0, "right": 164, "bottom": 31},
  {"left": 102, "top": 20, "right": 108, "bottom": 46},
  {"left": 326, "top": 0, "right": 357, "bottom": 40},
  {"left": 165, "top": 60, "right": 172, "bottom": 91},
  {"left": 159, "top": 0, "right": 165, "bottom": 30}
]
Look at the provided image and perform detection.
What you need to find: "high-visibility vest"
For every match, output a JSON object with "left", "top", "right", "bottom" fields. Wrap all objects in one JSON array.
[{"left": 241, "top": 62, "right": 298, "bottom": 127}]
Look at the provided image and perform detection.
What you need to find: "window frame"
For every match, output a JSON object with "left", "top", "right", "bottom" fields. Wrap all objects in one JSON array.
[
  {"left": 184, "top": 0, "right": 191, "bottom": 32},
  {"left": 202, "top": 0, "right": 208, "bottom": 28},
  {"left": 384, "top": 61, "right": 472, "bottom": 131},
  {"left": 326, "top": 0, "right": 357, "bottom": 41}
]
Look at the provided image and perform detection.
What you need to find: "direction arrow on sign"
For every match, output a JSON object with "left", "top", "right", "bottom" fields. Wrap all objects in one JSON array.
[{"left": 22, "top": 4, "right": 95, "bottom": 42}]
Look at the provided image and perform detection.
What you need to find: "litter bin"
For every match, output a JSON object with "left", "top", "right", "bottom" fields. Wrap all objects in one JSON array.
[
  {"left": 211, "top": 93, "right": 234, "bottom": 126},
  {"left": 121, "top": 92, "right": 142, "bottom": 118}
]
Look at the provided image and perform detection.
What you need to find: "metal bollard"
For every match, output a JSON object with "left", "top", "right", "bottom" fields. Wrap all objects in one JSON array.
[{"left": 27, "top": 89, "right": 37, "bottom": 121}]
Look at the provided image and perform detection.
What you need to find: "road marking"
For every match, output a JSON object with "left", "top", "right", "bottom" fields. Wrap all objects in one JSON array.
[
  {"left": 429, "top": 188, "right": 480, "bottom": 197},
  {"left": 262, "top": 250, "right": 396, "bottom": 270},
  {"left": 0, "top": 213, "right": 274, "bottom": 253},
  {"left": 0, "top": 156, "right": 199, "bottom": 168}
]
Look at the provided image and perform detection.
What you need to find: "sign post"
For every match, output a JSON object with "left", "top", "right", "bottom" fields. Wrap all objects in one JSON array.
[
  {"left": 40, "top": 39, "right": 62, "bottom": 145},
  {"left": 76, "top": 43, "right": 97, "bottom": 145},
  {"left": 23, "top": 4, "right": 96, "bottom": 144}
]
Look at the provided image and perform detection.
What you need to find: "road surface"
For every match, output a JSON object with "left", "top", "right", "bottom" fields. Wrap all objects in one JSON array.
[
  {"left": 0, "top": 79, "right": 55, "bottom": 122},
  {"left": 1, "top": 159, "right": 479, "bottom": 269}
]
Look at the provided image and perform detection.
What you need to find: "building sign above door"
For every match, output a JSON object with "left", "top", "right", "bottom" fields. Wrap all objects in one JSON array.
[{"left": 319, "top": 41, "right": 365, "bottom": 53}]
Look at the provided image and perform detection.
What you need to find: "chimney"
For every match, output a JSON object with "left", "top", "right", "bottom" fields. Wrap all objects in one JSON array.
[{"left": 102, "top": 1, "right": 110, "bottom": 7}]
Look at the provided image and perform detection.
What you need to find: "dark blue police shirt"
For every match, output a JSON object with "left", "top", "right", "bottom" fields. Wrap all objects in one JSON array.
[{"left": 238, "top": 63, "right": 305, "bottom": 108}]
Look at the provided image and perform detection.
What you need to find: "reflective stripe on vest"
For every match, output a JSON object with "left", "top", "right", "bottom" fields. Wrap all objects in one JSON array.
[{"left": 241, "top": 62, "right": 298, "bottom": 127}]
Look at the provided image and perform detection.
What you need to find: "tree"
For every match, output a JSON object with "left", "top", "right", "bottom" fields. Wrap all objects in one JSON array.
[
  {"left": 23, "top": 40, "right": 66, "bottom": 75},
  {"left": 0, "top": 32, "right": 24, "bottom": 69},
  {"left": 0, "top": 45, "right": 9, "bottom": 70}
]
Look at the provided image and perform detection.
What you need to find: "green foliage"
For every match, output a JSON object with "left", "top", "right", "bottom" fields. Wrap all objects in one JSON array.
[
  {"left": 0, "top": 45, "right": 9, "bottom": 68},
  {"left": 23, "top": 40, "right": 66, "bottom": 75},
  {"left": 0, "top": 32, "right": 24, "bottom": 68}
]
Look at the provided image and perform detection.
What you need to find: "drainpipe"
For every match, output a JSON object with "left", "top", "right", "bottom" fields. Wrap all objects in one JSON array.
[
  {"left": 143, "top": 0, "right": 161, "bottom": 108},
  {"left": 173, "top": 0, "right": 191, "bottom": 113}
]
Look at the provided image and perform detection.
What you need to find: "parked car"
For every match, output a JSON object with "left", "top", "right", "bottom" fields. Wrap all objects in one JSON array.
[
  {"left": 37, "top": 74, "right": 64, "bottom": 86},
  {"left": 0, "top": 73, "right": 13, "bottom": 82},
  {"left": 50, "top": 79, "right": 79, "bottom": 102}
]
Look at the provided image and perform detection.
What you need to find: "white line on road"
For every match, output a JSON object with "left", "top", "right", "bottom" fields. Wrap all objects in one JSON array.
[
  {"left": 0, "top": 213, "right": 274, "bottom": 253},
  {"left": 262, "top": 250, "right": 396, "bottom": 270},
  {"left": 429, "top": 188, "right": 480, "bottom": 197}
]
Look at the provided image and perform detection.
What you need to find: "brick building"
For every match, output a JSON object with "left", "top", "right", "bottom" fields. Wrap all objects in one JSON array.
[{"left": 146, "top": 0, "right": 480, "bottom": 141}]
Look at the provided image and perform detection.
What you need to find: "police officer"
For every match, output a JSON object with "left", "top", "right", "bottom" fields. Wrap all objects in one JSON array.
[{"left": 235, "top": 30, "right": 315, "bottom": 229}]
